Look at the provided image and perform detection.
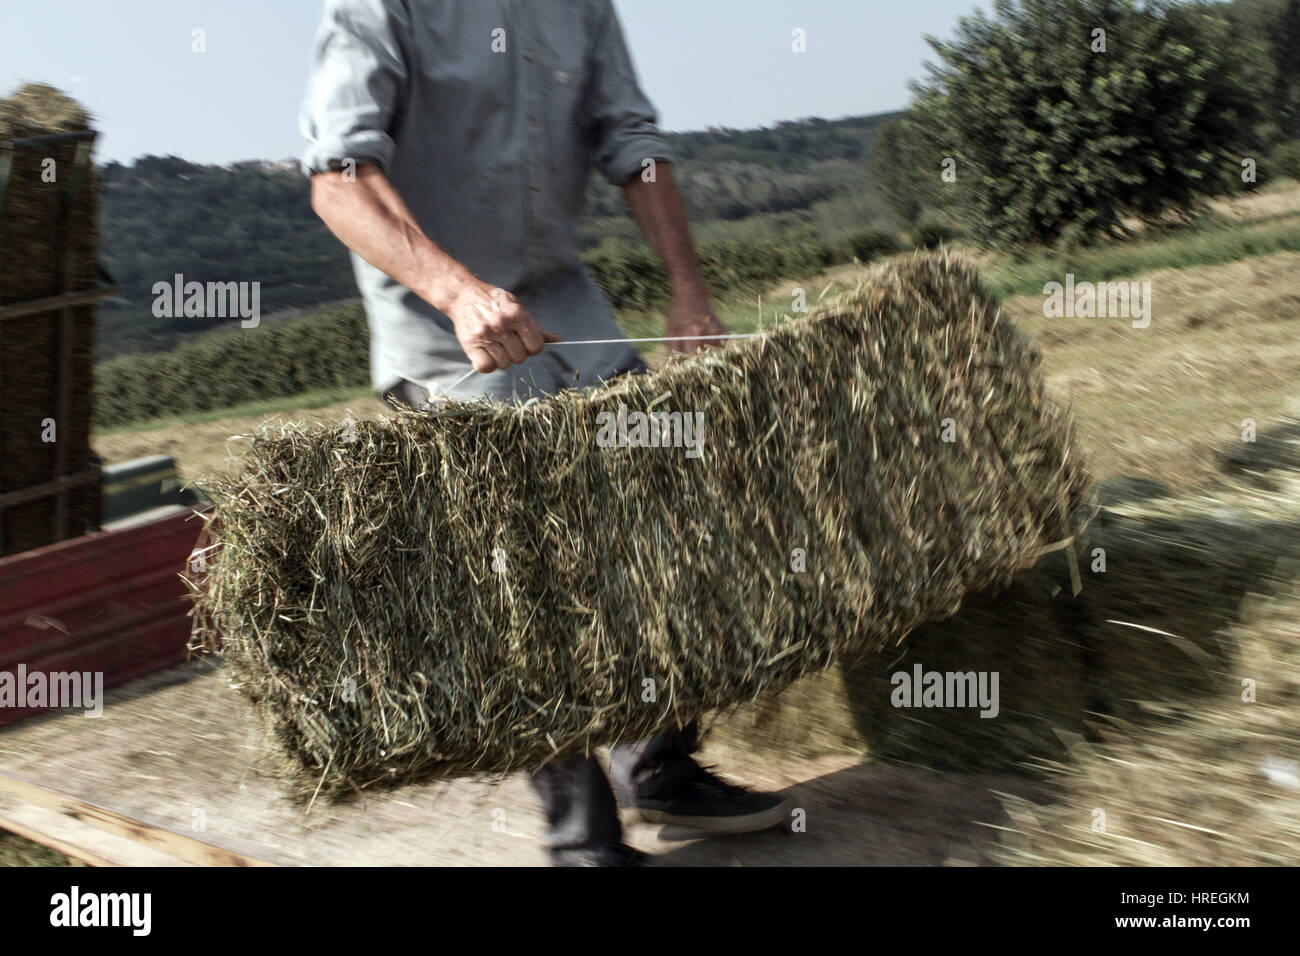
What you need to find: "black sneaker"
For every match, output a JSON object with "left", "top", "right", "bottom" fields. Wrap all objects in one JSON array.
[
  {"left": 550, "top": 842, "right": 648, "bottom": 867},
  {"left": 631, "top": 758, "right": 793, "bottom": 834}
]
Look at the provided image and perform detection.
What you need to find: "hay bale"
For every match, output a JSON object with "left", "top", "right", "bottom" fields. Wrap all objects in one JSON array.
[
  {"left": 193, "top": 255, "right": 1091, "bottom": 797},
  {"left": 0, "top": 83, "right": 101, "bottom": 555}
]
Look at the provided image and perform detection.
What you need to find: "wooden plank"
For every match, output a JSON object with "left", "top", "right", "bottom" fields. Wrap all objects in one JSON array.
[
  {"left": 0, "top": 805, "right": 119, "bottom": 866},
  {"left": 0, "top": 662, "right": 559, "bottom": 866},
  {"left": 0, "top": 285, "right": 116, "bottom": 323},
  {"left": 0, "top": 468, "right": 100, "bottom": 510},
  {"left": 0, "top": 773, "right": 276, "bottom": 867},
  {"left": 0, "top": 795, "right": 191, "bottom": 867}
]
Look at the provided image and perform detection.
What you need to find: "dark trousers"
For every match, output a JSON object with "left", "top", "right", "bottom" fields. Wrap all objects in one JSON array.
[{"left": 531, "top": 722, "right": 699, "bottom": 849}]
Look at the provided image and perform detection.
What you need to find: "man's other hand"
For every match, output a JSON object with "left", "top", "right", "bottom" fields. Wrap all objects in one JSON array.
[
  {"left": 666, "top": 288, "right": 726, "bottom": 354},
  {"left": 445, "top": 278, "right": 559, "bottom": 373}
]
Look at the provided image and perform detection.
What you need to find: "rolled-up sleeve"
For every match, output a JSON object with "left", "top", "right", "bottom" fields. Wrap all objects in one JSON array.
[
  {"left": 299, "top": 0, "right": 410, "bottom": 176},
  {"left": 587, "top": 0, "right": 674, "bottom": 186}
]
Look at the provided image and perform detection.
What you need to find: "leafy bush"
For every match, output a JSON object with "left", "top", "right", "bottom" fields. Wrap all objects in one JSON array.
[
  {"left": 847, "top": 228, "right": 901, "bottom": 263},
  {"left": 583, "top": 227, "right": 838, "bottom": 313},
  {"left": 912, "top": 216, "right": 961, "bottom": 250},
  {"left": 1274, "top": 140, "right": 1300, "bottom": 181},
  {"left": 95, "top": 302, "right": 370, "bottom": 427},
  {"left": 904, "top": 0, "right": 1269, "bottom": 247}
]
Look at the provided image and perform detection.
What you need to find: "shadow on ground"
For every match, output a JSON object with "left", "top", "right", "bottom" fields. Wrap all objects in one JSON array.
[
  {"left": 638, "top": 761, "right": 1044, "bottom": 867},
  {"left": 717, "top": 465, "right": 1300, "bottom": 777}
]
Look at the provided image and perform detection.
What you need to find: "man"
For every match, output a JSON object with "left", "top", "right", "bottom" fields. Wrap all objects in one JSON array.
[{"left": 301, "top": 0, "right": 789, "bottom": 865}]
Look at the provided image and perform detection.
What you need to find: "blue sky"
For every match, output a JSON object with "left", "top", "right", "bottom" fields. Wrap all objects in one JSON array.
[{"left": 1, "top": 0, "right": 983, "bottom": 165}]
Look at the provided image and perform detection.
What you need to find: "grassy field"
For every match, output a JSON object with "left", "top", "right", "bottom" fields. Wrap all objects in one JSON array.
[
  {"left": 0, "top": 831, "right": 84, "bottom": 867},
  {"left": 10, "top": 182, "right": 1296, "bottom": 867}
]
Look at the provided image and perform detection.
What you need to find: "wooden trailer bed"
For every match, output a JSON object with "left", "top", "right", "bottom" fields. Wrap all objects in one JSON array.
[{"left": 0, "top": 658, "right": 1034, "bottom": 867}]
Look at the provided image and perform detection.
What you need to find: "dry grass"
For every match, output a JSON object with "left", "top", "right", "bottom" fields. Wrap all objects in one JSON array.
[
  {"left": 94, "top": 396, "right": 389, "bottom": 485},
  {"left": 1002, "top": 252, "right": 1300, "bottom": 491}
]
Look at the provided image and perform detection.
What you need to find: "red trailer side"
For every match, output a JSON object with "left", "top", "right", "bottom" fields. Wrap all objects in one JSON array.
[{"left": 0, "top": 504, "right": 209, "bottom": 725}]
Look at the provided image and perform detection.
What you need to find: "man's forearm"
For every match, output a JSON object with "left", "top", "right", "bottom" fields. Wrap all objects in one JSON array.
[
  {"left": 310, "top": 164, "right": 554, "bottom": 372},
  {"left": 621, "top": 164, "right": 710, "bottom": 299},
  {"left": 310, "top": 164, "right": 473, "bottom": 313},
  {"left": 622, "top": 164, "right": 725, "bottom": 350}
]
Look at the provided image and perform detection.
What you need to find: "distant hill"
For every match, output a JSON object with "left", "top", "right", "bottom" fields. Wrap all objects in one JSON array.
[{"left": 96, "top": 112, "right": 900, "bottom": 360}]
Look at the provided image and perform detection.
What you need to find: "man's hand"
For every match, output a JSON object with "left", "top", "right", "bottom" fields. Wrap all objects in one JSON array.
[
  {"left": 666, "top": 287, "right": 726, "bottom": 354},
  {"left": 443, "top": 277, "right": 559, "bottom": 373}
]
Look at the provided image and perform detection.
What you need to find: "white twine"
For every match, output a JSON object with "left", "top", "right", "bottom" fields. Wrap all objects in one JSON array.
[{"left": 429, "top": 332, "right": 767, "bottom": 396}]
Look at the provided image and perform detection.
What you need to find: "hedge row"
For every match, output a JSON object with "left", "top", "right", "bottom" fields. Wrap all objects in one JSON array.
[
  {"left": 94, "top": 302, "right": 370, "bottom": 427},
  {"left": 583, "top": 226, "right": 837, "bottom": 312}
]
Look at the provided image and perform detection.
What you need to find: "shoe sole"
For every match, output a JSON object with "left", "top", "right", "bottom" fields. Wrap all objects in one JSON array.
[{"left": 635, "top": 799, "right": 793, "bottom": 835}]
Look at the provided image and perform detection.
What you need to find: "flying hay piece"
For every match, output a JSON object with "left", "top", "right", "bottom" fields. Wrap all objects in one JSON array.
[{"left": 191, "top": 254, "right": 1091, "bottom": 798}]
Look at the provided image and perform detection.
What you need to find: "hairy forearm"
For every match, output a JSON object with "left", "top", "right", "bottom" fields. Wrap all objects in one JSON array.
[
  {"left": 310, "top": 164, "right": 472, "bottom": 313},
  {"left": 621, "top": 164, "right": 709, "bottom": 299}
]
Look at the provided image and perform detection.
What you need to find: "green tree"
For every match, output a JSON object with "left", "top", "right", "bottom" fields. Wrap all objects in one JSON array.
[
  {"left": 872, "top": 107, "right": 950, "bottom": 225},
  {"left": 906, "top": 0, "right": 1269, "bottom": 248},
  {"left": 1264, "top": 0, "right": 1300, "bottom": 140}
]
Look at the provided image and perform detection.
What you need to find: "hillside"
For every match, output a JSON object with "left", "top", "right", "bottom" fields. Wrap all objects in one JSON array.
[{"left": 96, "top": 113, "right": 899, "bottom": 361}]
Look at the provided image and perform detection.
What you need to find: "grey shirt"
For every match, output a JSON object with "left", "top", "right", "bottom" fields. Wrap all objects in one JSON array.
[{"left": 299, "top": 0, "right": 674, "bottom": 401}]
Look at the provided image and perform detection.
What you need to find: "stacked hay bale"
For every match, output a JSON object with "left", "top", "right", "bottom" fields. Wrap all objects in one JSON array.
[
  {"left": 193, "top": 255, "right": 1093, "bottom": 797},
  {"left": 0, "top": 84, "right": 102, "bottom": 556}
]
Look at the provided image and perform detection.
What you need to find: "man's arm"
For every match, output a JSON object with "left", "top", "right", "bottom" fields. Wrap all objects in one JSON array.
[
  {"left": 621, "top": 165, "right": 727, "bottom": 353},
  {"left": 311, "top": 166, "right": 556, "bottom": 373},
  {"left": 584, "top": 0, "right": 725, "bottom": 353},
  {"left": 300, "top": 0, "right": 551, "bottom": 374}
]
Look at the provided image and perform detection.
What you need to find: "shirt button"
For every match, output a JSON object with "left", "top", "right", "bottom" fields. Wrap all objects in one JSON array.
[
  {"left": 527, "top": 116, "right": 538, "bottom": 128},
  {"left": 529, "top": 182, "right": 542, "bottom": 192},
  {"left": 523, "top": 50, "right": 535, "bottom": 62},
  {"left": 554, "top": 70, "right": 569, "bottom": 84}
]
